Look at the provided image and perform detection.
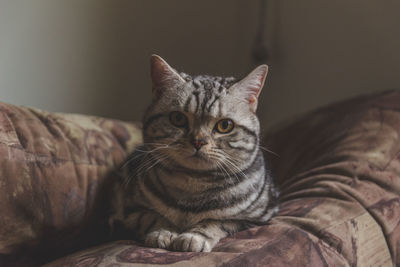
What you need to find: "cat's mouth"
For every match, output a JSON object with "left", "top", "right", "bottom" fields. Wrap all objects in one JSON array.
[
  {"left": 164, "top": 148, "right": 216, "bottom": 170},
  {"left": 164, "top": 149, "right": 217, "bottom": 171},
  {"left": 190, "top": 151, "right": 210, "bottom": 161}
]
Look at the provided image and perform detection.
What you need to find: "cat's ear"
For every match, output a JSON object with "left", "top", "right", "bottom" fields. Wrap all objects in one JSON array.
[
  {"left": 150, "top": 55, "right": 185, "bottom": 98},
  {"left": 231, "top": 65, "right": 268, "bottom": 112}
]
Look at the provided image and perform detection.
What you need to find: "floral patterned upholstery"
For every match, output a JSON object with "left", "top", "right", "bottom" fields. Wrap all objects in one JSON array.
[{"left": 0, "top": 104, "right": 141, "bottom": 266}]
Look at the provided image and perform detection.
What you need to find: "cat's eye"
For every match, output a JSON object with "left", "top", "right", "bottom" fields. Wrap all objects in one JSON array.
[
  {"left": 169, "top": 111, "right": 188, "bottom": 127},
  {"left": 215, "top": 119, "right": 234, "bottom": 134}
]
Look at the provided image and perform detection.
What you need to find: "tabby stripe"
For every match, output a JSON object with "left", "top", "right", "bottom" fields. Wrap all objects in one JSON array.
[
  {"left": 191, "top": 230, "right": 212, "bottom": 240},
  {"left": 143, "top": 173, "right": 178, "bottom": 208},
  {"left": 143, "top": 172, "right": 258, "bottom": 213},
  {"left": 220, "top": 224, "right": 234, "bottom": 236},
  {"left": 218, "top": 100, "right": 223, "bottom": 117},
  {"left": 200, "top": 90, "right": 212, "bottom": 118},
  {"left": 243, "top": 154, "right": 264, "bottom": 178},
  {"left": 154, "top": 168, "right": 169, "bottom": 194},
  {"left": 143, "top": 113, "right": 164, "bottom": 132},
  {"left": 193, "top": 91, "right": 200, "bottom": 113},
  {"left": 227, "top": 140, "right": 256, "bottom": 153},
  {"left": 239, "top": 149, "right": 264, "bottom": 175},
  {"left": 207, "top": 96, "right": 219, "bottom": 112},
  {"left": 245, "top": 175, "right": 267, "bottom": 212},
  {"left": 202, "top": 175, "right": 247, "bottom": 193},
  {"left": 255, "top": 191, "right": 278, "bottom": 221},
  {"left": 184, "top": 96, "right": 192, "bottom": 112},
  {"left": 225, "top": 131, "right": 239, "bottom": 138},
  {"left": 258, "top": 205, "right": 278, "bottom": 223},
  {"left": 200, "top": 241, "right": 206, "bottom": 252},
  {"left": 202, "top": 158, "right": 263, "bottom": 193},
  {"left": 188, "top": 236, "right": 193, "bottom": 249},
  {"left": 140, "top": 153, "right": 264, "bottom": 212},
  {"left": 237, "top": 125, "right": 257, "bottom": 138},
  {"left": 186, "top": 182, "right": 261, "bottom": 212}
]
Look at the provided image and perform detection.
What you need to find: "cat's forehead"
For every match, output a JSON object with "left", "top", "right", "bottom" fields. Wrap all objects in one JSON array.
[
  {"left": 180, "top": 72, "right": 238, "bottom": 91},
  {"left": 152, "top": 72, "right": 252, "bottom": 121},
  {"left": 163, "top": 76, "right": 248, "bottom": 121}
]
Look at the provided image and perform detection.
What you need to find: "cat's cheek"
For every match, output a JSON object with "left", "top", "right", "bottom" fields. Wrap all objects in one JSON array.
[{"left": 145, "top": 126, "right": 182, "bottom": 143}]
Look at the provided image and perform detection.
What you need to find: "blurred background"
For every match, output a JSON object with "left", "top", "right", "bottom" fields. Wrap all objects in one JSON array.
[{"left": 0, "top": 0, "right": 399, "bottom": 129}]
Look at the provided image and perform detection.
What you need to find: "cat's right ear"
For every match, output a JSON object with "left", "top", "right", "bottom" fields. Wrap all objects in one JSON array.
[
  {"left": 230, "top": 64, "right": 268, "bottom": 113},
  {"left": 150, "top": 55, "right": 185, "bottom": 98}
]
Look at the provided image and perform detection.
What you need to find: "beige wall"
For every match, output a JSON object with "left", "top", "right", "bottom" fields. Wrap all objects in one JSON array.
[{"left": 0, "top": 0, "right": 399, "bottom": 129}]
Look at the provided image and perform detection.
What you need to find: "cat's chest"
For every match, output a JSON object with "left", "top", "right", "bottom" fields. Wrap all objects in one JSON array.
[
  {"left": 136, "top": 185, "right": 209, "bottom": 228},
  {"left": 135, "top": 171, "right": 235, "bottom": 227}
]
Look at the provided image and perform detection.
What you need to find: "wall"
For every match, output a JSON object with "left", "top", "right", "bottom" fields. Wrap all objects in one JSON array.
[
  {"left": 0, "top": 0, "right": 399, "bottom": 129},
  {"left": 262, "top": 0, "right": 400, "bottom": 127}
]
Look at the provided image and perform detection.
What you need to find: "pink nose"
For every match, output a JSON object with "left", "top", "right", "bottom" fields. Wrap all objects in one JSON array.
[{"left": 191, "top": 139, "right": 207, "bottom": 150}]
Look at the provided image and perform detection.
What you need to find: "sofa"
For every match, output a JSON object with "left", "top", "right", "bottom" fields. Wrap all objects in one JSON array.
[{"left": 0, "top": 91, "right": 398, "bottom": 266}]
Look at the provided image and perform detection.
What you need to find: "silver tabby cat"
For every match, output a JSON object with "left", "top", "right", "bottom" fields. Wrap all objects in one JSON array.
[{"left": 110, "top": 55, "right": 278, "bottom": 252}]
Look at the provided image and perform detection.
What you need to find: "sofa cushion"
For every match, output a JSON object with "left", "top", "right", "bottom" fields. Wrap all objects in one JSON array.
[
  {"left": 0, "top": 103, "right": 141, "bottom": 266},
  {"left": 45, "top": 90, "right": 400, "bottom": 266}
]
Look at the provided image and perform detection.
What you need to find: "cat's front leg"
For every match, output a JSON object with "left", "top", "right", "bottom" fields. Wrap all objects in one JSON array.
[
  {"left": 171, "top": 220, "right": 243, "bottom": 252},
  {"left": 113, "top": 208, "right": 178, "bottom": 249},
  {"left": 137, "top": 212, "right": 179, "bottom": 249}
]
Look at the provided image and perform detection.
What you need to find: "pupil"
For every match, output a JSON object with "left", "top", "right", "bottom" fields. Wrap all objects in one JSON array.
[
  {"left": 222, "top": 121, "right": 228, "bottom": 129},
  {"left": 176, "top": 113, "right": 182, "bottom": 121}
]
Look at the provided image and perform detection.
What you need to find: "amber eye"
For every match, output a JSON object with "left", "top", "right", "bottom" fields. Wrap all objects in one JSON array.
[
  {"left": 215, "top": 119, "right": 234, "bottom": 134},
  {"left": 169, "top": 111, "right": 188, "bottom": 127}
]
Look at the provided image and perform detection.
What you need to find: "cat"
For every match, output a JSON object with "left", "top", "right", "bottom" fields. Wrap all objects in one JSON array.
[{"left": 109, "top": 55, "right": 278, "bottom": 252}]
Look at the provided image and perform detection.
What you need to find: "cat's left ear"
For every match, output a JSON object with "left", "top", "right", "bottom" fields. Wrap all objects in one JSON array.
[
  {"left": 232, "top": 65, "right": 268, "bottom": 112},
  {"left": 150, "top": 55, "right": 185, "bottom": 99}
]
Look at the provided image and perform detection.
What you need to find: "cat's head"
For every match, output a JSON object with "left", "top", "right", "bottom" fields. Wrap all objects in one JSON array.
[{"left": 142, "top": 55, "right": 268, "bottom": 172}]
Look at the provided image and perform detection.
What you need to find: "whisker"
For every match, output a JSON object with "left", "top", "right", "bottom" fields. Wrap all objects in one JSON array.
[
  {"left": 258, "top": 145, "right": 280, "bottom": 157},
  {"left": 140, "top": 153, "right": 169, "bottom": 175},
  {"left": 120, "top": 141, "right": 182, "bottom": 170},
  {"left": 210, "top": 150, "right": 244, "bottom": 184},
  {"left": 121, "top": 140, "right": 181, "bottom": 185}
]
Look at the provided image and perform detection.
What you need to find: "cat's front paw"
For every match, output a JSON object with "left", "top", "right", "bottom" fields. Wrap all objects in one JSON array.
[
  {"left": 171, "top": 232, "right": 212, "bottom": 252},
  {"left": 145, "top": 229, "right": 178, "bottom": 249}
]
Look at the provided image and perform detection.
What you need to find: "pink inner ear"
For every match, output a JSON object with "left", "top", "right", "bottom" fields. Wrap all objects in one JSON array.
[
  {"left": 248, "top": 95, "right": 257, "bottom": 104},
  {"left": 244, "top": 77, "right": 264, "bottom": 102},
  {"left": 241, "top": 65, "right": 268, "bottom": 102},
  {"left": 151, "top": 58, "right": 168, "bottom": 89}
]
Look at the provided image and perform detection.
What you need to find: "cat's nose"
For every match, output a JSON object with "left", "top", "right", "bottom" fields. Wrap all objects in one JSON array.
[{"left": 191, "top": 139, "right": 208, "bottom": 151}]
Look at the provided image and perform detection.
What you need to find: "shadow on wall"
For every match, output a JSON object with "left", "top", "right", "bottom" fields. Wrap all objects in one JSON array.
[{"left": 0, "top": 0, "right": 399, "bottom": 129}]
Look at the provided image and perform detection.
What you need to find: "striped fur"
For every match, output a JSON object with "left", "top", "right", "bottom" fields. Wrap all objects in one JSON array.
[{"left": 110, "top": 55, "right": 278, "bottom": 252}]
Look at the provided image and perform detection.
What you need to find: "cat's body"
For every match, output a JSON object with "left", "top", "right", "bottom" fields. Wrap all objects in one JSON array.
[{"left": 110, "top": 55, "right": 278, "bottom": 252}]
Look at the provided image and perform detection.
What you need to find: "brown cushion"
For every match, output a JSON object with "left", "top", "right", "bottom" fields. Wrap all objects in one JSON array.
[
  {"left": 45, "top": 90, "right": 400, "bottom": 266},
  {"left": 0, "top": 103, "right": 141, "bottom": 266},
  {"left": 262, "top": 90, "right": 399, "bottom": 266}
]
